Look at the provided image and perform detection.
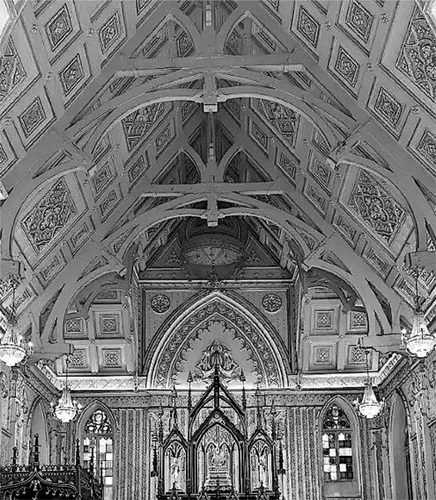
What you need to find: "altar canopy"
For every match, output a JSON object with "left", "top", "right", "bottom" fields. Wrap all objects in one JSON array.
[{"left": 155, "top": 367, "right": 281, "bottom": 499}]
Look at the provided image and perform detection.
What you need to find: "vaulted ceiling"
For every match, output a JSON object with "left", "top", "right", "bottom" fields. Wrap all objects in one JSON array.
[{"left": 0, "top": 0, "right": 435, "bottom": 384}]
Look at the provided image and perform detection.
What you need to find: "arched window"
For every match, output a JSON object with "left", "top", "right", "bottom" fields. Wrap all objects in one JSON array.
[
  {"left": 322, "top": 404, "right": 353, "bottom": 482},
  {"left": 82, "top": 409, "right": 114, "bottom": 500}
]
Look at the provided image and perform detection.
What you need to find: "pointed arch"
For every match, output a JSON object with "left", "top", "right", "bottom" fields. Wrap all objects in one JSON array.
[{"left": 146, "top": 291, "right": 289, "bottom": 389}]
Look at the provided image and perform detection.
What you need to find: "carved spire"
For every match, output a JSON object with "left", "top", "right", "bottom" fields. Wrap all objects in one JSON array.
[
  {"left": 171, "top": 385, "right": 178, "bottom": 429},
  {"left": 75, "top": 438, "right": 81, "bottom": 466},
  {"left": 33, "top": 433, "right": 40, "bottom": 469},
  {"left": 158, "top": 399, "right": 164, "bottom": 443},
  {"left": 255, "top": 383, "right": 263, "bottom": 430},
  {"left": 240, "top": 370, "right": 246, "bottom": 412}
]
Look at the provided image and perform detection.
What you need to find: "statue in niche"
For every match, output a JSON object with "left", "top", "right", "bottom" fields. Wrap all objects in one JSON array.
[
  {"left": 170, "top": 457, "right": 181, "bottom": 489},
  {"left": 194, "top": 339, "right": 241, "bottom": 382}
]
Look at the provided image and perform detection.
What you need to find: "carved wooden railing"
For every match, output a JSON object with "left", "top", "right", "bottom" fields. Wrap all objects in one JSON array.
[{"left": 0, "top": 436, "right": 103, "bottom": 500}]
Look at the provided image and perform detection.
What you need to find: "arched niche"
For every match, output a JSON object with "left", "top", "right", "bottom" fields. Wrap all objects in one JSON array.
[
  {"left": 146, "top": 291, "right": 289, "bottom": 389},
  {"left": 389, "top": 392, "right": 413, "bottom": 500},
  {"left": 29, "top": 400, "right": 49, "bottom": 465}
]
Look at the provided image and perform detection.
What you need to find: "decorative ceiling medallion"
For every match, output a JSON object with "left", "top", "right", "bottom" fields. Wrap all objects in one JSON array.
[
  {"left": 192, "top": 340, "right": 241, "bottom": 381},
  {"left": 348, "top": 170, "right": 406, "bottom": 245},
  {"left": 396, "top": 6, "right": 436, "bottom": 102},
  {"left": 150, "top": 294, "right": 170, "bottom": 314},
  {"left": 21, "top": 178, "right": 77, "bottom": 253},
  {"left": 262, "top": 293, "right": 282, "bottom": 313}
]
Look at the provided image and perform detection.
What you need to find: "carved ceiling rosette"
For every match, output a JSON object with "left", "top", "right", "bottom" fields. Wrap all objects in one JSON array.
[{"left": 147, "top": 294, "right": 287, "bottom": 389}]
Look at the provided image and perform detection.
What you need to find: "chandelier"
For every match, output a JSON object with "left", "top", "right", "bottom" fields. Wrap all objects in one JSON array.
[
  {"left": 354, "top": 347, "right": 384, "bottom": 419},
  {"left": 0, "top": 280, "right": 33, "bottom": 367},
  {"left": 402, "top": 272, "right": 435, "bottom": 358},
  {"left": 51, "top": 356, "right": 82, "bottom": 423}
]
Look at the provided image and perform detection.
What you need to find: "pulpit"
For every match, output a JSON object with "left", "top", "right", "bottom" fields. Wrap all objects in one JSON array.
[{"left": 0, "top": 435, "right": 103, "bottom": 500}]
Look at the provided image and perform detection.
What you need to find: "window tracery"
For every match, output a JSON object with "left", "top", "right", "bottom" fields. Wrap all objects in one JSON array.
[
  {"left": 322, "top": 404, "right": 353, "bottom": 482},
  {"left": 82, "top": 409, "right": 114, "bottom": 499}
]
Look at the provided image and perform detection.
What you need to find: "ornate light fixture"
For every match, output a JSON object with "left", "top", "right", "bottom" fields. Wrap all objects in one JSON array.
[
  {"left": 51, "top": 356, "right": 82, "bottom": 423},
  {"left": 402, "top": 272, "right": 435, "bottom": 358},
  {"left": 354, "top": 347, "right": 384, "bottom": 419},
  {"left": 0, "top": 279, "right": 33, "bottom": 367}
]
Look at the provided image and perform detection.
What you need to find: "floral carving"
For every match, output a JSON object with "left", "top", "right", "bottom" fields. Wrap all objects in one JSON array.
[
  {"left": 45, "top": 4, "right": 73, "bottom": 51},
  {"left": 416, "top": 129, "right": 436, "bottom": 170},
  {"left": 18, "top": 97, "right": 46, "bottom": 137},
  {"left": 345, "top": 0, "right": 374, "bottom": 43},
  {"left": 256, "top": 100, "right": 300, "bottom": 147},
  {"left": 21, "top": 178, "right": 77, "bottom": 253},
  {"left": 0, "top": 40, "right": 26, "bottom": 103},
  {"left": 99, "top": 11, "right": 122, "bottom": 54},
  {"left": 334, "top": 46, "right": 359, "bottom": 87},
  {"left": 373, "top": 86, "right": 403, "bottom": 128},
  {"left": 296, "top": 6, "right": 320, "bottom": 48},
  {"left": 59, "top": 54, "right": 84, "bottom": 96},
  {"left": 348, "top": 170, "right": 406, "bottom": 245},
  {"left": 122, "top": 103, "right": 166, "bottom": 151},
  {"left": 262, "top": 293, "right": 282, "bottom": 313},
  {"left": 150, "top": 294, "right": 170, "bottom": 314},
  {"left": 396, "top": 6, "right": 436, "bottom": 102}
]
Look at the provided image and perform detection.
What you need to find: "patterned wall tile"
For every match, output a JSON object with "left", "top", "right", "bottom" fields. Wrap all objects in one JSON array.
[
  {"left": 276, "top": 150, "right": 297, "bottom": 180},
  {"left": 0, "top": 133, "right": 17, "bottom": 177},
  {"left": 372, "top": 86, "right": 404, "bottom": 129},
  {"left": 249, "top": 120, "right": 269, "bottom": 153},
  {"left": 128, "top": 154, "right": 149, "bottom": 187},
  {"left": 304, "top": 182, "right": 327, "bottom": 214},
  {"left": 102, "top": 349, "right": 122, "bottom": 368},
  {"left": 39, "top": 252, "right": 67, "bottom": 286},
  {"left": 97, "top": 313, "right": 121, "bottom": 337},
  {"left": 122, "top": 103, "right": 167, "bottom": 151},
  {"left": 64, "top": 318, "right": 85, "bottom": 338},
  {"left": 99, "top": 186, "right": 122, "bottom": 221},
  {"left": 349, "top": 311, "right": 368, "bottom": 331},
  {"left": 334, "top": 214, "right": 357, "bottom": 244},
  {"left": 334, "top": 45, "right": 360, "bottom": 87},
  {"left": 314, "top": 309, "right": 335, "bottom": 330},
  {"left": 21, "top": 178, "right": 78, "bottom": 254},
  {"left": 362, "top": 245, "right": 391, "bottom": 278},
  {"left": 136, "top": 0, "right": 152, "bottom": 15},
  {"left": 91, "top": 161, "right": 115, "bottom": 197},
  {"left": 348, "top": 170, "right": 406, "bottom": 245},
  {"left": 296, "top": 6, "right": 320, "bottom": 48},
  {"left": 308, "top": 152, "right": 332, "bottom": 190},
  {"left": 347, "top": 345, "right": 367, "bottom": 365},
  {"left": 176, "top": 31, "right": 194, "bottom": 57},
  {"left": 314, "top": 346, "right": 333, "bottom": 364},
  {"left": 69, "top": 349, "right": 88, "bottom": 369},
  {"left": 254, "top": 99, "right": 300, "bottom": 147},
  {"left": 345, "top": 0, "right": 374, "bottom": 43},
  {"left": 59, "top": 54, "right": 84, "bottom": 96},
  {"left": 396, "top": 6, "right": 436, "bottom": 102},
  {"left": 18, "top": 97, "right": 46, "bottom": 138},
  {"left": 416, "top": 129, "right": 436, "bottom": 171},
  {"left": 155, "top": 121, "right": 175, "bottom": 156},
  {"left": 0, "top": 40, "right": 26, "bottom": 103},
  {"left": 99, "top": 11, "right": 122, "bottom": 54},
  {"left": 69, "top": 220, "right": 93, "bottom": 254},
  {"left": 45, "top": 4, "right": 74, "bottom": 52}
]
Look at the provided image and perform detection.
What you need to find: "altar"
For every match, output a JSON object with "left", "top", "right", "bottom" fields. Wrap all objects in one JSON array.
[{"left": 154, "top": 366, "right": 282, "bottom": 499}]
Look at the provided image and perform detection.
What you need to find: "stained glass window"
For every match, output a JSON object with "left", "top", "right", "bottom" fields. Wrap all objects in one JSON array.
[
  {"left": 322, "top": 405, "right": 353, "bottom": 482},
  {"left": 83, "top": 409, "right": 114, "bottom": 499}
]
